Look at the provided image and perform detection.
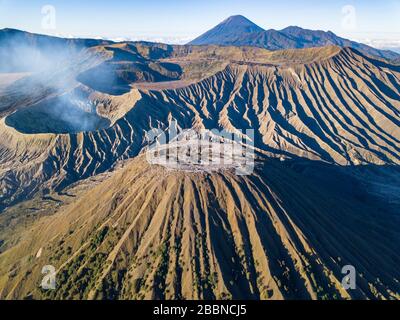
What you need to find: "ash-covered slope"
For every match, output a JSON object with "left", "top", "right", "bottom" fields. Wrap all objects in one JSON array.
[
  {"left": 189, "top": 16, "right": 399, "bottom": 62},
  {"left": 0, "top": 41, "right": 399, "bottom": 301},
  {"left": 1, "top": 46, "right": 400, "bottom": 210},
  {"left": 0, "top": 156, "right": 399, "bottom": 300},
  {"left": 148, "top": 47, "right": 400, "bottom": 166}
]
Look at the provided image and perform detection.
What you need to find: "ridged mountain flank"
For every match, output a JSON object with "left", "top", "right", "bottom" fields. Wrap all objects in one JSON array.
[
  {"left": 1, "top": 46, "right": 399, "bottom": 210},
  {"left": 0, "top": 156, "right": 399, "bottom": 300},
  {"left": 0, "top": 29, "right": 399, "bottom": 301}
]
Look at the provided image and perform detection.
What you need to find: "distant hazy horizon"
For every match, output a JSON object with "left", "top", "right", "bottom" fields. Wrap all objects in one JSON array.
[{"left": 1, "top": 0, "right": 400, "bottom": 50}]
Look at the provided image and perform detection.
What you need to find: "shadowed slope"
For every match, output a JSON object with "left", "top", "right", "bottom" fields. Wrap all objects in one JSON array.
[{"left": 0, "top": 157, "right": 399, "bottom": 300}]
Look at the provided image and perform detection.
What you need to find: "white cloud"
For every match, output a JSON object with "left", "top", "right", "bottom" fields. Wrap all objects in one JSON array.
[
  {"left": 41, "top": 32, "right": 194, "bottom": 45},
  {"left": 109, "top": 35, "right": 193, "bottom": 44},
  {"left": 356, "top": 38, "right": 400, "bottom": 52}
]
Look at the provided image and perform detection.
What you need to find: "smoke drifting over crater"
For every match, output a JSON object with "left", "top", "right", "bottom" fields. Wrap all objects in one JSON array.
[
  {"left": 5, "top": 93, "right": 111, "bottom": 134},
  {"left": 0, "top": 30, "right": 117, "bottom": 134},
  {"left": 1, "top": 30, "right": 78, "bottom": 73}
]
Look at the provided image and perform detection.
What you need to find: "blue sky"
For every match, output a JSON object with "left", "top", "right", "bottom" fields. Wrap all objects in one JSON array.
[{"left": 1, "top": 0, "right": 400, "bottom": 47}]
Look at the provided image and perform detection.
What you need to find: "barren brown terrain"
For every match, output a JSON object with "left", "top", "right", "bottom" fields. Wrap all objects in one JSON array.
[
  {"left": 0, "top": 156, "right": 399, "bottom": 300},
  {"left": 0, "top": 31, "right": 399, "bottom": 300}
]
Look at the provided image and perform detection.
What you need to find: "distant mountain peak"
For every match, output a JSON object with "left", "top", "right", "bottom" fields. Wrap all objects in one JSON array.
[
  {"left": 188, "top": 15, "right": 399, "bottom": 61},
  {"left": 188, "top": 15, "right": 264, "bottom": 46},
  {"left": 214, "top": 14, "right": 264, "bottom": 34},
  {"left": 221, "top": 15, "right": 262, "bottom": 27},
  {"left": 281, "top": 26, "right": 304, "bottom": 32}
]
